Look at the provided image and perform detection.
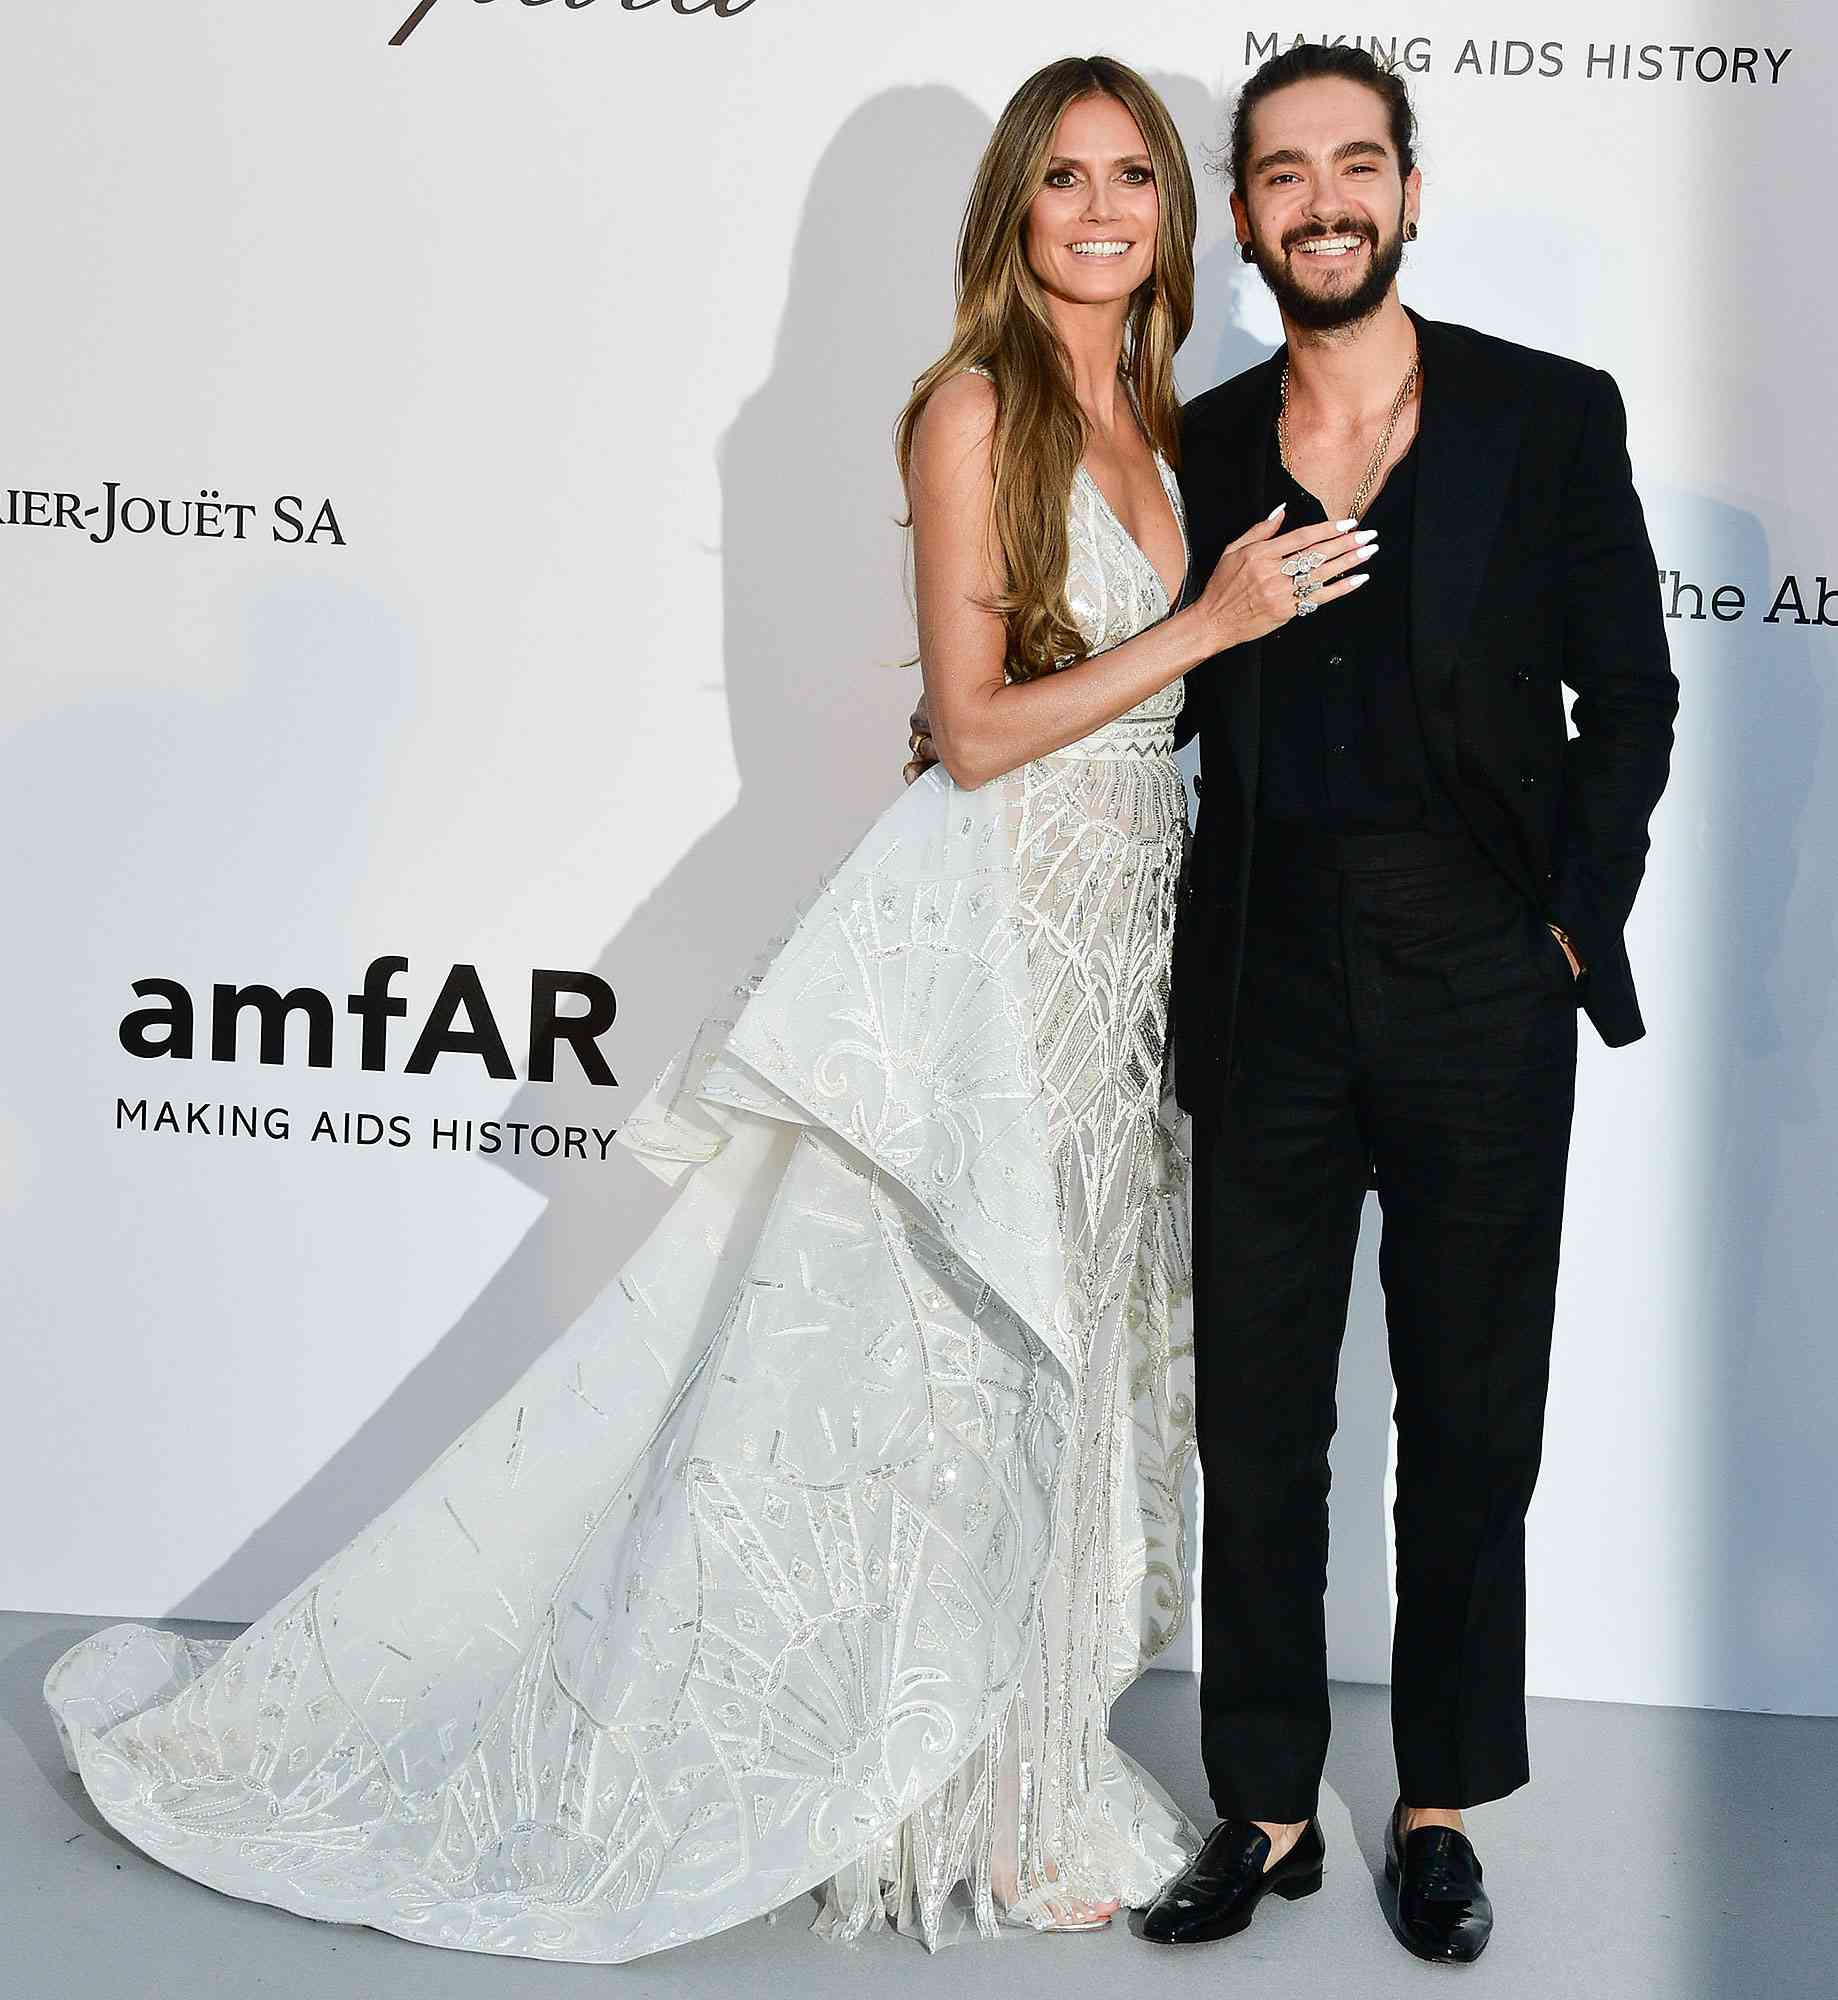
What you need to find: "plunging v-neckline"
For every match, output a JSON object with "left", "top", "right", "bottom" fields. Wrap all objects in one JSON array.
[{"left": 1075, "top": 455, "right": 1189, "bottom": 610}]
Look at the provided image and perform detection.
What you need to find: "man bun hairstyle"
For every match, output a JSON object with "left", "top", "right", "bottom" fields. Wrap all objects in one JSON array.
[{"left": 1229, "top": 43, "right": 1417, "bottom": 189}]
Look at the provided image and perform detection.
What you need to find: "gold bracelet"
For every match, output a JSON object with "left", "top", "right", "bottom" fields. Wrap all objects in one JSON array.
[{"left": 1548, "top": 922, "right": 1584, "bottom": 973}]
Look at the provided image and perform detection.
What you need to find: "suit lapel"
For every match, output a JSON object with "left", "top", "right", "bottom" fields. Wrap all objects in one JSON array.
[
  {"left": 1191, "top": 355, "right": 1282, "bottom": 811},
  {"left": 1407, "top": 309, "right": 1522, "bottom": 780}
]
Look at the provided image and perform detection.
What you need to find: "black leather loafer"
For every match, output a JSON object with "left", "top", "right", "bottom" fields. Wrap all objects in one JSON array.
[
  {"left": 1383, "top": 1799, "right": 1493, "bottom": 1963},
  {"left": 1140, "top": 1815, "right": 1325, "bottom": 1943}
]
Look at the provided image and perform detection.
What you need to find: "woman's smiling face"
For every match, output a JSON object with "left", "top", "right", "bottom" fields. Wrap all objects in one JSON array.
[{"left": 1023, "top": 93, "right": 1159, "bottom": 308}]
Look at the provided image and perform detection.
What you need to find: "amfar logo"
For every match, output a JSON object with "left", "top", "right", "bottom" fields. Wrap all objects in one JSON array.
[
  {"left": 119, "top": 957, "right": 618, "bottom": 1085},
  {"left": 390, "top": 0, "right": 757, "bottom": 46}
]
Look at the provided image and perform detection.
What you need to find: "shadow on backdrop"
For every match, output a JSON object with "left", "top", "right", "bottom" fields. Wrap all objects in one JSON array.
[{"left": 176, "top": 84, "right": 999, "bottom": 1615}]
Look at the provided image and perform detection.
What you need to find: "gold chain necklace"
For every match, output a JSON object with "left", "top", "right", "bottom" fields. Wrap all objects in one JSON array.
[{"left": 1278, "top": 349, "right": 1421, "bottom": 521}]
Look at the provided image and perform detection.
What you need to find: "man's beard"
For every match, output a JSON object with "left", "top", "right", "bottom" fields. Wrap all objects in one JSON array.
[{"left": 1248, "top": 210, "right": 1406, "bottom": 332}]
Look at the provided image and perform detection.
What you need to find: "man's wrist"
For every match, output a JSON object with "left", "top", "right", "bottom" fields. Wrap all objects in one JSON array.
[{"left": 1547, "top": 921, "right": 1585, "bottom": 978}]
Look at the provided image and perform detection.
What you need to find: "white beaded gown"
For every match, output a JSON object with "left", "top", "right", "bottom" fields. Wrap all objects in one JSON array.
[{"left": 43, "top": 437, "right": 1204, "bottom": 1960}]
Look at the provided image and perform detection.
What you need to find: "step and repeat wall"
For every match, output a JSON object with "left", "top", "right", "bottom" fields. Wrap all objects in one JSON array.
[{"left": 2, "top": 1, "right": 1831, "bottom": 1718}]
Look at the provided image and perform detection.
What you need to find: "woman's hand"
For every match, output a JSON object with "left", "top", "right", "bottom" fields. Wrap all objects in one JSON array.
[
  {"left": 1191, "top": 504, "right": 1377, "bottom": 654},
  {"left": 903, "top": 694, "right": 934, "bottom": 783},
  {"left": 903, "top": 505, "right": 1376, "bottom": 783}
]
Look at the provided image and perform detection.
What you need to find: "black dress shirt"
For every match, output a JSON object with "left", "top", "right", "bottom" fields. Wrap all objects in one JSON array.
[
  {"left": 1169, "top": 313, "right": 1679, "bottom": 1107},
  {"left": 1257, "top": 426, "right": 1463, "bottom": 832}
]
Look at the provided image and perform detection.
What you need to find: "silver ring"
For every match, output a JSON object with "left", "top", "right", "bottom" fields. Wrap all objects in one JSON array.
[
  {"left": 1295, "top": 597, "right": 1319, "bottom": 617},
  {"left": 1280, "top": 549, "right": 1325, "bottom": 578}
]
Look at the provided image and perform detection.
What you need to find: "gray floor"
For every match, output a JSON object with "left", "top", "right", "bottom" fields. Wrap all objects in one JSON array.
[{"left": 6, "top": 1608, "right": 1834, "bottom": 2000}]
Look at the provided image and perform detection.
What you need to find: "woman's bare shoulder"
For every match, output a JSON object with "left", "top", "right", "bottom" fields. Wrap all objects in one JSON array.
[{"left": 911, "top": 368, "right": 997, "bottom": 482}]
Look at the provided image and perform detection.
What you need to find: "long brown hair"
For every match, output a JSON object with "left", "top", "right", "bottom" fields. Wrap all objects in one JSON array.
[{"left": 897, "top": 56, "right": 1196, "bottom": 682}]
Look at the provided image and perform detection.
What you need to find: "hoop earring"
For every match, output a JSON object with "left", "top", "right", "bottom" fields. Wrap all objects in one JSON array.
[
  {"left": 1404, "top": 221, "right": 1418, "bottom": 241},
  {"left": 1239, "top": 242, "right": 1255, "bottom": 263}
]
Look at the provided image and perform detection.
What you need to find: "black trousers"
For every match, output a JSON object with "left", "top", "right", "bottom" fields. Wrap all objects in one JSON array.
[{"left": 1190, "top": 822, "right": 1579, "bottom": 1819}]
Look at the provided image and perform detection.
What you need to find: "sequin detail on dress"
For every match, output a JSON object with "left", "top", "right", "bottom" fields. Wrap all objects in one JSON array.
[{"left": 44, "top": 435, "right": 1201, "bottom": 1961}]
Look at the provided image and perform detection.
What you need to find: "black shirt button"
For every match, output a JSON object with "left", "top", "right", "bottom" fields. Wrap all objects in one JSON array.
[
  {"left": 1332, "top": 742, "right": 1349, "bottom": 755},
  {"left": 1520, "top": 774, "right": 1537, "bottom": 789},
  {"left": 1328, "top": 654, "right": 1345, "bottom": 668},
  {"left": 1514, "top": 667, "right": 1532, "bottom": 685}
]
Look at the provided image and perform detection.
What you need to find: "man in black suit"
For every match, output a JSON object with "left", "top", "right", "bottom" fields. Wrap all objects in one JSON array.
[{"left": 1138, "top": 45, "right": 1677, "bottom": 1962}]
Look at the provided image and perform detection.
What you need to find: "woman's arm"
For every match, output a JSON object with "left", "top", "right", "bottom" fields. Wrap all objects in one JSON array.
[{"left": 909, "top": 370, "right": 1373, "bottom": 789}]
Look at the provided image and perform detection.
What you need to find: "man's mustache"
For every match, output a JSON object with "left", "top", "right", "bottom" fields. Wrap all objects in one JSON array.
[{"left": 1279, "top": 220, "right": 1380, "bottom": 252}]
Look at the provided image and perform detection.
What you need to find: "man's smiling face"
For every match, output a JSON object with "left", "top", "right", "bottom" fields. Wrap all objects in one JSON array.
[{"left": 1233, "top": 75, "right": 1420, "bottom": 333}]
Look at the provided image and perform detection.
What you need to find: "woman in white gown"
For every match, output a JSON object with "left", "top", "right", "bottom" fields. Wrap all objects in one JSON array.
[{"left": 43, "top": 56, "right": 1373, "bottom": 1961}]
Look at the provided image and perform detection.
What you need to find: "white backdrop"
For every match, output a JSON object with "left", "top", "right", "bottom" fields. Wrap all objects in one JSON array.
[{"left": 2, "top": 0, "right": 1832, "bottom": 1720}]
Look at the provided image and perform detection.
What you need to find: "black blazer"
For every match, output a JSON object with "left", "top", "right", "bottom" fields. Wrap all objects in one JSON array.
[{"left": 1169, "top": 309, "right": 1678, "bottom": 1119}]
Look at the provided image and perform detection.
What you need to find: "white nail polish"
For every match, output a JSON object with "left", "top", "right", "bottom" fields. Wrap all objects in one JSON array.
[
  {"left": 1335, "top": 517, "right": 1359, "bottom": 531},
  {"left": 1355, "top": 528, "right": 1379, "bottom": 543},
  {"left": 1268, "top": 501, "right": 1287, "bottom": 519},
  {"left": 1346, "top": 571, "right": 1370, "bottom": 585}
]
